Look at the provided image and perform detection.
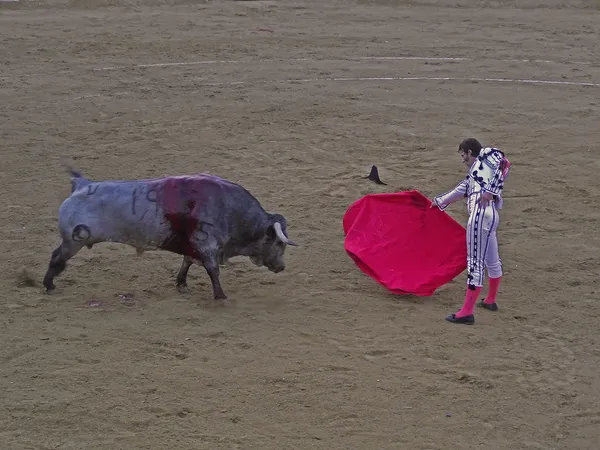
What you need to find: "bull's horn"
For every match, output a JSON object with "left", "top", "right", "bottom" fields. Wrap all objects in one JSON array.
[{"left": 274, "top": 222, "right": 298, "bottom": 246}]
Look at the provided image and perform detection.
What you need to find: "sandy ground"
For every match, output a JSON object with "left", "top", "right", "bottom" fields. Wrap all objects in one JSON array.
[{"left": 1, "top": 0, "right": 600, "bottom": 448}]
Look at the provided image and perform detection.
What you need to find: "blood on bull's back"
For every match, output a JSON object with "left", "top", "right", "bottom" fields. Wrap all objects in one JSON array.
[{"left": 154, "top": 176, "right": 211, "bottom": 259}]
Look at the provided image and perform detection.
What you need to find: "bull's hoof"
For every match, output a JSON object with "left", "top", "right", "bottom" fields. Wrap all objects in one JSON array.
[
  {"left": 176, "top": 283, "right": 188, "bottom": 293},
  {"left": 215, "top": 298, "right": 231, "bottom": 306},
  {"left": 213, "top": 293, "right": 229, "bottom": 304}
]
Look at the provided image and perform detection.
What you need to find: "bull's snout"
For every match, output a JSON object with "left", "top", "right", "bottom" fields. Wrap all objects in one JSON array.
[{"left": 269, "top": 264, "right": 285, "bottom": 274}]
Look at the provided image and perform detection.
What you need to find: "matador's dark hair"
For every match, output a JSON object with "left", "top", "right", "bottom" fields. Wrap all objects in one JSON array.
[{"left": 458, "top": 138, "right": 483, "bottom": 157}]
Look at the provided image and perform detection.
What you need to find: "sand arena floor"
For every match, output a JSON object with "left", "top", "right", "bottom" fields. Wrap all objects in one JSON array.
[{"left": 1, "top": 0, "right": 600, "bottom": 448}]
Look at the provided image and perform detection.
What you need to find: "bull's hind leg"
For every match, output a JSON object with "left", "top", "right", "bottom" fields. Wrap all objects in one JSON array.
[
  {"left": 176, "top": 256, "right": 194, "bottom": 291},
  {"left": 43, "top": 239, "right": 84, "bottom": 291}
]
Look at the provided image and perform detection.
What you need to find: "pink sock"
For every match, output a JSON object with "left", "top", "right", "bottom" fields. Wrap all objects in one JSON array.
[
  {"left": 455, "top": 285, "right": 482, "bottom": 318},
  {"left": 484, "top": 277, "right": 501, "bottom": 304}
]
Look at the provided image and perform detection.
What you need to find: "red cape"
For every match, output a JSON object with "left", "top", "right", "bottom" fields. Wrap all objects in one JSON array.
[{"left": 343, "top": 190, "right": 467, "bottom": 296}]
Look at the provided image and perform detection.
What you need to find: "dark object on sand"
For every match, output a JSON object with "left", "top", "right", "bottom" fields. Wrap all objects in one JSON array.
[{"left": 365, "top": 165, "right": 386, "bottom": 185}]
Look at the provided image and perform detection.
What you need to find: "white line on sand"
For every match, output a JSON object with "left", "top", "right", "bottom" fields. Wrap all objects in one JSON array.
[{"left": 92, "top": 55, "right": 595, "bottom": 71}]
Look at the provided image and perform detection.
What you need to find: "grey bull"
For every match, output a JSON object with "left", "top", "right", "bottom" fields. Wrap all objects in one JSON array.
[{"left": 43, "top": 167, "right": 298, "bottom": 300}]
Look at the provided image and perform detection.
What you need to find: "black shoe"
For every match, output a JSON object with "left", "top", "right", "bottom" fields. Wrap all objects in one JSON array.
[
  {"left": 445, "top": 314, "right": 474, "bottom": 325},
  {"left": 477, "top": 299, "right": 498, "bottom": 311}
]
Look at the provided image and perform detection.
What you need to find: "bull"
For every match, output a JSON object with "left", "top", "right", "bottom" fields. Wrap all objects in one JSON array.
[{"left": 43, "top": 167, "right": 297, "bottom": 301}]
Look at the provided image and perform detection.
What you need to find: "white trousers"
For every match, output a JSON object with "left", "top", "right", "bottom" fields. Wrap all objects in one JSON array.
[{"left": 466, "top": 202, "right": 503, "bottom": 287}]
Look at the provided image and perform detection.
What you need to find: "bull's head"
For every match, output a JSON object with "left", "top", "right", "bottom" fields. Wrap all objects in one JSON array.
[{"left": 250, "top": 214, "right": 297, "bottom": 273}]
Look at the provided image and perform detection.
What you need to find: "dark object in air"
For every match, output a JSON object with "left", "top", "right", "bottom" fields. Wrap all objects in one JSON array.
[{"left": 365, "top": 165, "right": 386, "bottom": 185}]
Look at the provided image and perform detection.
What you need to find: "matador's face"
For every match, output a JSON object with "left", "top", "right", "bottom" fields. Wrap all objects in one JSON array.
[{"left": 459, "top": 149, "right": 477, "bottom": 168}]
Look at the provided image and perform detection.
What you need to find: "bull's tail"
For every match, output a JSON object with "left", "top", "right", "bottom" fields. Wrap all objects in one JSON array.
[
  {"left": 62, "top": 162, "right": 91, "bottom": 192},
  {"left": 64, "top": 164, "right": 83, "bottom": 179}
]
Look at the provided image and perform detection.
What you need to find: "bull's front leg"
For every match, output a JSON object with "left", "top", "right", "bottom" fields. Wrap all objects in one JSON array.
[
  {"left": 191, "top": 231, "right": 227, "bottom": 301},
  {"left": 203, "top": 257, "right": 227, "bottom": 300},
  {"left": 176, "top": 256, "right": 193, "bottom": 291},
  {"left": 196, "top": 247, "right": 227, "bottom": 301}
]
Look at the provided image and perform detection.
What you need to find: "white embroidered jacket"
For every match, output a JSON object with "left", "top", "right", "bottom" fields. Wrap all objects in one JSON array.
[{"left": 434, "top": 147, "right": 511, "bottom": 215}]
